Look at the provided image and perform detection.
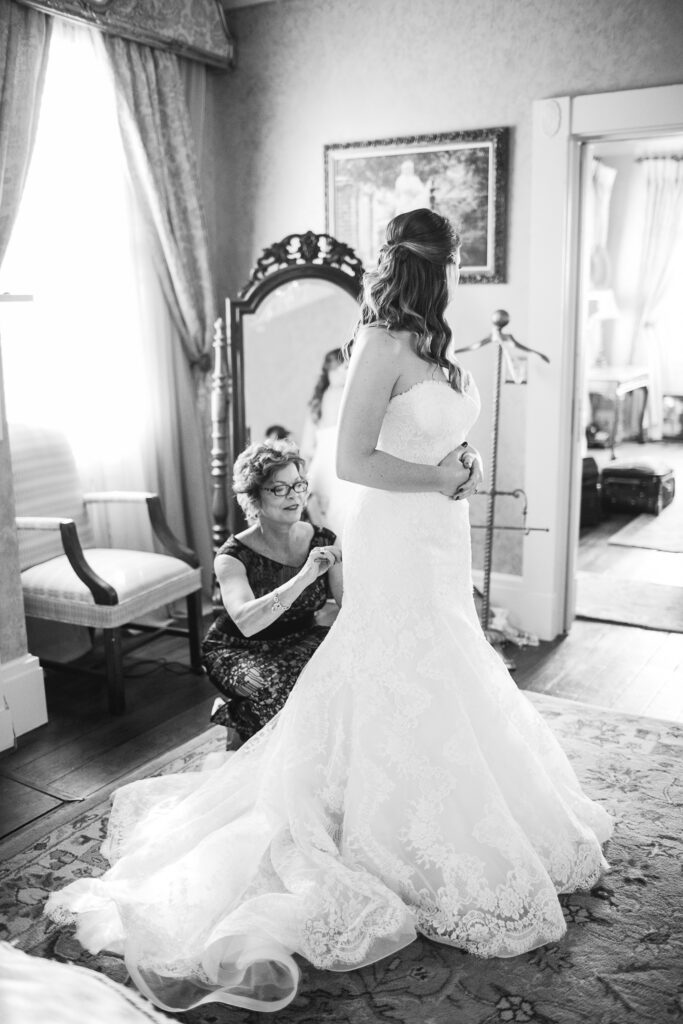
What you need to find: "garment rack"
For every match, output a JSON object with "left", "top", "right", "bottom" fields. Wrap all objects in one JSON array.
[{"left": 455, "top": 310, "right": 550, "bottom": 646}]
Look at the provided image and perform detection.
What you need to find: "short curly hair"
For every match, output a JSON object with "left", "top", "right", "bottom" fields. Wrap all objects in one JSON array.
[{"left": 232, "top": 440, "right": 305, "bottom": 524}]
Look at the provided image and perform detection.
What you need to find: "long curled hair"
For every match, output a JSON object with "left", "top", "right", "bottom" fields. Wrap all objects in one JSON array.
[
  {"left": 232, "top": 440, "right": 305, "bottom": 524},
  {"left": 352, "top": 208, "right": 467, "bottom": 392},
  {"left": 307, "top": 347, "right": 345, "bottom": 424}
]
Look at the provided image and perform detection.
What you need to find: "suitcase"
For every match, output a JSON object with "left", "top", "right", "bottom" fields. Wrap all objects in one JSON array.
[
  {"left": 580, "top": 456, "right": 602, "bottom": 527},
  {"left": 601, "top": 458, "right": 675, "bottom": 516}
]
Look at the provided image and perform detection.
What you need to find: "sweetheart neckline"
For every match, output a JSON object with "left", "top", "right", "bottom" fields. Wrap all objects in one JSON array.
[
  {"left": 389, "top": 379, "right": 452, "bottom": 403},
  {"left": 388, "top": 378, "right": 476, "bottom": 405}
]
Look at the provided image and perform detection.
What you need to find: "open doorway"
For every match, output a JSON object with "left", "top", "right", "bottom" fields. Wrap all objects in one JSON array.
[{"left": 574, "top": 134, "right": 683, "bottom": 633}]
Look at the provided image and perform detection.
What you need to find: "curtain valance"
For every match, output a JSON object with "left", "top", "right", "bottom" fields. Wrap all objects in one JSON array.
[{"left": 15, "top": 0, "right": 234, "bottom": 69}]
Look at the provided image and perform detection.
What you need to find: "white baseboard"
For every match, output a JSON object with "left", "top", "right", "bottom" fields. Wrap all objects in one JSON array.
[
  {"left": 0, "top": 707, "right": 14, "bottom": 752},
  {"left": 0, "top": 653, "right": 47, "bottom": 749},
  {"left": 471, "top": 571, "right": 562, "bottom": 641}
]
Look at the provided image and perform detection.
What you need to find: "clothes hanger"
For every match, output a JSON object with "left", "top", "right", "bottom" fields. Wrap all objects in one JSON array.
[{"left": 454, "top": 309, "right": 550, "bottom": 364}]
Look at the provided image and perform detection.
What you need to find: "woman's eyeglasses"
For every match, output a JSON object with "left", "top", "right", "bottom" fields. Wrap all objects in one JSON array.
[{"left": 262, "top": 480, "right": 309, "bottom": 498}]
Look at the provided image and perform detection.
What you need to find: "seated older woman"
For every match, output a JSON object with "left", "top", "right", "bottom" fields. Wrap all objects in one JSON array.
[{"left": 201, "top": 440, "right": 343, "bottom": 744}]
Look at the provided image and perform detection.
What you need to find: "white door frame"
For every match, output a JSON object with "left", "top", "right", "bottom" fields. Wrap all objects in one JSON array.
[{"left": 525, "top": 84, "right": 683, "bottom": 640}]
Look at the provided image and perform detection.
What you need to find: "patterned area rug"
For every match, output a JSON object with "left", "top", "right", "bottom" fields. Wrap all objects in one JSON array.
[{"left": 2, "top": 693, "right": 682, "bottom": 1024}]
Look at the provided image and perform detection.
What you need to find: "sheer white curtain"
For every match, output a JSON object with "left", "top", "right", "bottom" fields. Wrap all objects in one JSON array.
[
  {"left": 584, "top": 157, "right": 619, "bottom": 372},
  {"left": 657, "top": 216, "right": 683, "bottom": 398},
  {"left": 0, "top": 18, "right": 172, "bottom": 553},
  {"left": 629, "top": 156, "right": 683, "bottom": 439}
]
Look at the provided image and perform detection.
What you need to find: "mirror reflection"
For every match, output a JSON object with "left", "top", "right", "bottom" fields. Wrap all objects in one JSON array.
[
  {"left": 242, "top": 279, "right": 360, "bottom": 534},
  {"left": 300, "top": 347, "right": 351, "bottom": 534}
]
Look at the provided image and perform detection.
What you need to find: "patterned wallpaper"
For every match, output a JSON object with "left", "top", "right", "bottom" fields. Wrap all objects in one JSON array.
[{"left": 16, "top": 0, "right": 234, "bottom": 67}]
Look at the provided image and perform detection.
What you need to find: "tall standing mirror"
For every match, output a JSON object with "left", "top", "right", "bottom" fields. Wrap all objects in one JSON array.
[{"left": 210, "top": 232, "right": 364, "bottom": 552}]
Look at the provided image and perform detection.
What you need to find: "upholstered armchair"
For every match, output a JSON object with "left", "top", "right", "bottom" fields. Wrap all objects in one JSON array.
[{"left": 10, "top": 423, "right": 203, "bottom": 714}]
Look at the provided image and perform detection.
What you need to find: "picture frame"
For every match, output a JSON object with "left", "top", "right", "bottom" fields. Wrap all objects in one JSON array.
[{"left": 324, "top": 127, "right": 510, "bottom": 284}]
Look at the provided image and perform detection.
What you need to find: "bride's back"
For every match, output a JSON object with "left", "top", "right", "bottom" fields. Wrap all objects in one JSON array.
[{"left": 357, "top": 323, "right": 453, "bottom": 400}]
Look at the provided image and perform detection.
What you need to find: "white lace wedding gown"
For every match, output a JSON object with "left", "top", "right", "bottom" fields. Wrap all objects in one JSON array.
[{"left": 46, "top": 379, "right": 613, "bottom": 1013}]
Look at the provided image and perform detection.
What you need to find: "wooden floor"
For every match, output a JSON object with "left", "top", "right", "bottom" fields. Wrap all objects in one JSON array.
[
  {"left": 0, "top": 628, "right": 217, "bottom": 852},
  {"left": 1, "top": 612, "right": 682, "bottom": 854}
]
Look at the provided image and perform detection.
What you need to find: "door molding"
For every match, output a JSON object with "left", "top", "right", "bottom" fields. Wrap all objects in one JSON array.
[{"left": 526, "top": 85, "right": 683, "bottom": 639}]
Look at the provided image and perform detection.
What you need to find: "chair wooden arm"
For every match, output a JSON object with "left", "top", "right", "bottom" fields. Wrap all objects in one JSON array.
[
  {"left": 146, "top": 496, "right": 199, "bottom": 567},
  {"left": 15, "top": 515, "right": 118, "bottom": 605},
  {"left": 83, "top": 491, "right": 199, "bottom": 568},
  {"left": 16, "top": 515, "right": 72, "bottom": 530}
]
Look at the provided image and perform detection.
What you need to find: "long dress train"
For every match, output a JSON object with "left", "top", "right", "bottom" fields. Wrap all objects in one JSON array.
[{"left": 45, "top": 379, "right": 613, "bottom": 1013}]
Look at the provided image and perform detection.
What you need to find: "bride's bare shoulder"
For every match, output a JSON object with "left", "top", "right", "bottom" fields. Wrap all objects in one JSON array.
[{"left": 355, "top": 323, "right": 412, "bottom": 356}]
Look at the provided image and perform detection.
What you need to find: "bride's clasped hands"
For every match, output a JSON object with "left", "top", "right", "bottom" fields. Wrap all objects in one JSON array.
[{"left": 438, "top": 441, "right": 484, "bottom": 500}]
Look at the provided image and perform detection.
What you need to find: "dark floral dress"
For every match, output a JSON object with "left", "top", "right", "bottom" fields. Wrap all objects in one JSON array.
[{"left": 201, "top": 526, "right": 336, "bottom": 742}]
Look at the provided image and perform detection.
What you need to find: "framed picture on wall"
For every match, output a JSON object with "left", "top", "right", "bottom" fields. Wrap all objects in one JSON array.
[{"left": 324, "top": 127, "right": 510, "bottom": 283}]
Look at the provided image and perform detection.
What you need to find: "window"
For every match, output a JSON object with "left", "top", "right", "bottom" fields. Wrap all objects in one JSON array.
[{"left": 0, "top": 19, "right": 154, "bottom": 491}]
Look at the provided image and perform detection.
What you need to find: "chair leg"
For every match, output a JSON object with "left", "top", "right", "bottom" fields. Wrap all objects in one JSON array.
[
  {"left": 103, "top": 628, "right": 125, "bottom": 714},
  {"left": 186, "top": 590, "right": 204, "bottom": 674}
]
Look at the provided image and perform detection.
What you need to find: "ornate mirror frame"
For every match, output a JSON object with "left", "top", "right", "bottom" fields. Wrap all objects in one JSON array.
[{"left": 210, "top": 231, "right": 364, "bottom": 555}]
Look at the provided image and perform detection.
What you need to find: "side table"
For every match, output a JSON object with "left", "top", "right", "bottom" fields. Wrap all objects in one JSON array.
[{"left": 587, "top": 365, "right": 650, "bottom": 459}]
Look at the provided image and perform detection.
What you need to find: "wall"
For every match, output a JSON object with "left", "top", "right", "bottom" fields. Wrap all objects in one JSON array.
[
  {"left": 0, "top": 346, "right": 26, "bottom": 665},
  {"left": 0, "top": 338, "right": 47, "bottom": 748},
  {"left": 204, "top": 0, "right": 683, "bottom": 597},
  {"left": 208, "top": 0, "right": 683, "bottom": 295}
]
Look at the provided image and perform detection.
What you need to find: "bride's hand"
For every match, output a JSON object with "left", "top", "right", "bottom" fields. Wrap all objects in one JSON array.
[
  {"left": 455, "top": 451, "right": 484, "bottom": 500},
  {"left": 438, "top": 449, "right": 472, "bottom": 498},
  {"left": 438, "top": 445, "right": 484, "bottom": 500}
]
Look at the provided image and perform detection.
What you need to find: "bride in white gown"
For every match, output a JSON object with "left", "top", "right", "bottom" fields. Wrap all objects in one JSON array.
[{"left": 45, "top": 209, "right": 612, "bottom": 1014}]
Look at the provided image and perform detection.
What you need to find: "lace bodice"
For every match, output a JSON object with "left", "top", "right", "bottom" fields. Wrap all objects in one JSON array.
[{"left": 377, "top": 379, "right": 481, "bottom": 463}]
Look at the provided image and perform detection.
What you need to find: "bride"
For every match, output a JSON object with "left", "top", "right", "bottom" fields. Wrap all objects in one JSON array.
[{"left": 46, "top": 208, "right": 613, "bottom": 1013}]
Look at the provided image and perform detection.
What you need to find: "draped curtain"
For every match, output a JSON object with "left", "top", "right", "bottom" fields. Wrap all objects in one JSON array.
[
  {"left": 101, "top": 36, "right": 215, "bottom": 371},
  {"left": 629, "top": 157, "right": 683, "bottom": 440},
  {"left": 0, "top": 2, "right": 51, "bottom": 266},
  {"left": 586, "top": 157, "right": 618, "bottom": 369},
  {"left": 2, "top": 14, "right": 217, "bottom": 606},
  {"left": 589, "top": 157, "right": 617, "bottom": 292},
  {"left": 100, "top": 35, "right": 217, "bottom": 593}
]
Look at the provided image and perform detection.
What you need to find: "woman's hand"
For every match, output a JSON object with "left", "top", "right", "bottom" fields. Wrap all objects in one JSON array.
[
  {"left": 438, "top": 444, "right": 484, "bottom": 500},
  {"left": 437, "top": 449, "right": 472, "bottom": 498},
  {"left": 455, "top": 443, "right": 484, "bottom": 500},
  {"left": 299, "top": 545, "right": 343, "bottom": 582}
]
